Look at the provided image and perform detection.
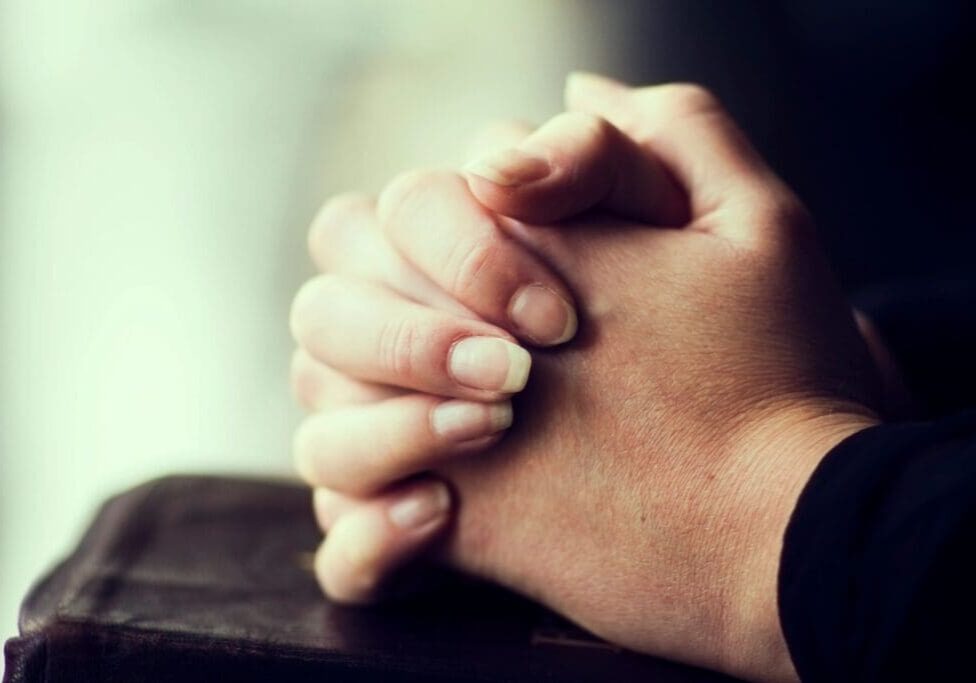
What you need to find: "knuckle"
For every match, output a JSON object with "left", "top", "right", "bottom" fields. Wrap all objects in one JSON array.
[
  {"left": 731, "top": 189, "right": 817, "bottom": 255},
  {"left": 628, "top": 82, "right": 722, "bottom": 121},
  {"left": 289, "top": 280, "right": 320, "bottom": 344},
  {"left": 447, "top": 237, "right": 501, "bottom": 301},
  {"left": 292, "top": 417, "right": 323, "bottom": 484},
  {"left": 293, "top": 416, "right": 350, "bottom": 492},
  {"left": 308, "top": 271, "right": 347, "bottom": 299},
  {"left": 313, "top": 488, "right": 348, "bottom": 530},
  {"left": 551, "top": 112, "right": 619, "bottom": 183},
  {"left": 656, "top": 82, "right": 721, "bottom": 115},
  {"left": 566, "top": 111, "right": 616, "bottom": 144},
  {"left": 377, "top": 316, "right": 421, "bottom": 384},
  {"left": 308, "top": 193, "right": 373, "bottom": 268},
  {"left": 752, "top": 191, "right": 814, "bottom": 239},
  {"left": 312, "top": 500, "right": 333, "bottom": 533},
  {"left": 377, "top": 168, "right": 460, "bottom": 234},
  {"left": 290, "top": 349, "right": 323, "bottom": 410},
  {"left": 289, "top": 273, "right": 345, "bottom": 346},
  {"left": 769, "top": 195, "right": 812, "bottom": 232}
]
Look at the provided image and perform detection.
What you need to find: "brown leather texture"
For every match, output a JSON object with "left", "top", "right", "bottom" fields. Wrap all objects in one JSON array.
[{"left": 3, "top": 475, "right": 740, "bottom": 682}]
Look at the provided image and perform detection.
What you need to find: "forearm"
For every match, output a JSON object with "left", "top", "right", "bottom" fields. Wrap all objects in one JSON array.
[{"left": 716, "top": 407, "right": 880, "bottom": 683}]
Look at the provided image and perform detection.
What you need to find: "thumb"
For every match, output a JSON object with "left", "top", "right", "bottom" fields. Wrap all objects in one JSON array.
[
  {"left": 564, "top": 72, "right": 779, "bottom": 224},
  {"left": 463, "top": 109, "right": 689, "bottom": 226}
]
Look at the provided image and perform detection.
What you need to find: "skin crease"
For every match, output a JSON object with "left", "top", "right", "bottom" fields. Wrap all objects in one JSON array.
[
  {"left": 427, "top": 211, "right": 880, "bottom": 683},
  {"left": 292, "top": 80, "right": 889, "bottom": 683}
]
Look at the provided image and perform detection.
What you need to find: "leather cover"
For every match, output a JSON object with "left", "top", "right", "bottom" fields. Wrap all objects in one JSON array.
[{"left": 3, "top": 475, "right": 739, "bottom": 682}]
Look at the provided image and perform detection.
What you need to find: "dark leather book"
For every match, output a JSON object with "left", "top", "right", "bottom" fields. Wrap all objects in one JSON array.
[{"left": 4, "top": 476, "right": 741, "bottom": 682}]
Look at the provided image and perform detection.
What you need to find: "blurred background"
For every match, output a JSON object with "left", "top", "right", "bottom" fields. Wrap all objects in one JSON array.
[{"left": 1, "top": 0, "right": 973, "bottom": 664}]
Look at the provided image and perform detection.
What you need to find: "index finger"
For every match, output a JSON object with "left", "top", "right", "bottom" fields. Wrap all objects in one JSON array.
[
  {"left": 377, "top": 169, "right": 578, "bottom": 347},
  {"left": 464, "top": 110, "right": 689, "bottom": 226},
  {"left": 564, "top": 73, "right": 790, "bottom": 238}
]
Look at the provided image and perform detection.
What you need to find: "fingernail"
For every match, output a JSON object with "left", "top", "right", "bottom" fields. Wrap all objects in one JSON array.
[
  {"left": 388, "top": 482, "right": 451, "bottom": 530},
  {"left": 464, "top": 148, "right": 550, "bottom": 187},
  {"left": 448, "top": 337, "right": 532, "bottom": 393},
  {"left": 509, "top": 284, "right": 578, "bottom": 345},
  {"left": 430, "top": 400, "right": 513, "bottom": 442}
]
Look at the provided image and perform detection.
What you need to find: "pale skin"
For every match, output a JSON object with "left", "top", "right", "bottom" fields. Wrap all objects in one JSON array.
[{"left": 289, "top": 74, "right": 887, "bottom": 683}]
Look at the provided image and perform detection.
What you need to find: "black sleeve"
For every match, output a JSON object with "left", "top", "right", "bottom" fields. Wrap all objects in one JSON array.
[{"left": 778, "top": 410, "right": 976, "bottom": 682}]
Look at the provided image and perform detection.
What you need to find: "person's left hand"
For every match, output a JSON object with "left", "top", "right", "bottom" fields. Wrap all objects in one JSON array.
[
  {"left": 289, "top": 78, "right": 694, "bottom": 604},
  {"left": 288, "top": 120, "right": 579, "bottom": 602}
]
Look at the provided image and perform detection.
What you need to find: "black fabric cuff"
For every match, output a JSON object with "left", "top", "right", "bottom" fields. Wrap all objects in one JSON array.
[{"left": 778, "top": 410, "right": 976, "bottom": 682}]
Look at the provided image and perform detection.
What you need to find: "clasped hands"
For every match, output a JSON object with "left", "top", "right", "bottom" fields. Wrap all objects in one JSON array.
[{"left": 289, "top": 73, "right": 882, "bottom": 683}]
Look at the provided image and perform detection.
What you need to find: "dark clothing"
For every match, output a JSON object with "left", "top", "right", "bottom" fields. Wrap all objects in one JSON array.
[
  {"left": 779, "top": 279, "right": 976, "bottom": 681},
  {"left": 620, "top": 1, "right": 976, "bottom": 291},
  {"left": 853, "top": 279, "right": 976, "bottom": 420},
  {"left": 780, "top": 411, "right": 976, "bottom": 682}
]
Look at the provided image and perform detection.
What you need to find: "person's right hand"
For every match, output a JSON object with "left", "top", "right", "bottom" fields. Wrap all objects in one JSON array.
[{"left": 289, "top": 74, "right": 898, "bottom": 607}]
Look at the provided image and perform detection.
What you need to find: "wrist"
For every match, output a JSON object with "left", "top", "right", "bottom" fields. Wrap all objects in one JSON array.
[{"left": 715, "top": 403, "right": 880, "bottom": 682}]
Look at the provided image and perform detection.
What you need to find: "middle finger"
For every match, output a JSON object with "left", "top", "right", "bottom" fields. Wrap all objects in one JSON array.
[{"left": 290, "top": 273, "right": 531, "bottom": 400}]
